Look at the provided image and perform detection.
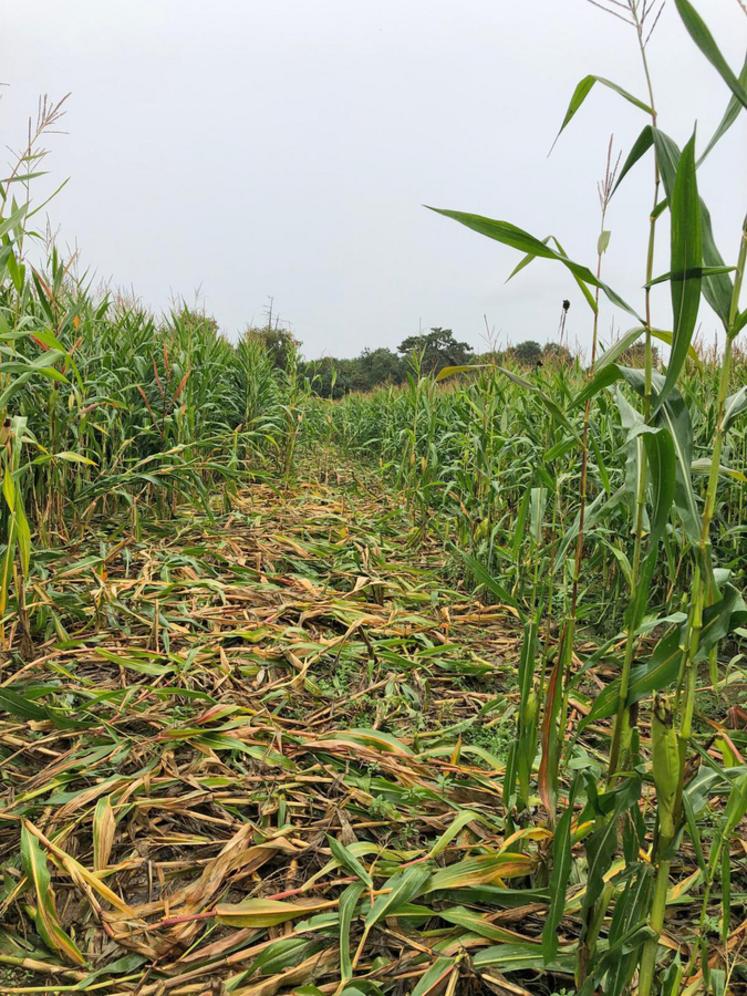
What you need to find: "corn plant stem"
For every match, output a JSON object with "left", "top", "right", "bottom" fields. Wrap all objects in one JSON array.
[
  {"left": 553, "top": 155, "right": 613, "bottom": 828},
  {"left": 638, "top": 851, "right": 673, "bottom": 994},
  {"left": 570, "top": 182, "right": 608, "bottom": 617},
  {"left": 631, "top": 0, "right": 659, "bottom": 416},
  {"left": 608, "top": 450, "right": 647, "bottom": 777},
  {"left": 608, "top": 0, "right": 660, "bottom": 782},
  {"left": 640, "top": 217, "right": 747, "bottom": 996},
  {"left": 691, "top": 837, "right": 729, "bottom": 980}
]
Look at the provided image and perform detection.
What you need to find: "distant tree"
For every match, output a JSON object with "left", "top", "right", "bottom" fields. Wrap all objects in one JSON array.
[
  {"left": 507, "top": 340, "right": 543, "bottom": 367},
  {"left": 304, "top": 356, "right": 366, "bottom": 398},
  {"left": 620, "top": 342, "right": 660, "bottom": 368},
  {"left": 243, "top": 326, "right": 300, "bottom": 371},
  {"left": 354, "top": 347, "right": 405, "bottom": 390},
  {"left": 397, "top": 328, "right": 473, "bottom": 374},
  {"left": 541, "top": 341, "right": 574, "bottom": 367}
]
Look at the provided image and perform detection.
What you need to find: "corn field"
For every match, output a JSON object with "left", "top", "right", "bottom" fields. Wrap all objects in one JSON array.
[{"left": 1, "top": 1, "right": 746, "bottom": 993}]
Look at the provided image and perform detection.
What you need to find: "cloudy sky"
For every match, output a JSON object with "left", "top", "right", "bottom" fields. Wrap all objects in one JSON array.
[{"left": 4, "top": 1, "right": 745, "bottom": 357}]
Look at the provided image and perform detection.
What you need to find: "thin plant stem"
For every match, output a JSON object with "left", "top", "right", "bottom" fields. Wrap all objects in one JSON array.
[{"left": 640, "top": 216, "right": 747, "bottom": 996}]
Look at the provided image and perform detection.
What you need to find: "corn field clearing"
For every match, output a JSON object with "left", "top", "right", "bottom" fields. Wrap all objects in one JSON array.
[{"left": 1, "top": 1, "right": 747, "bottom": 994}]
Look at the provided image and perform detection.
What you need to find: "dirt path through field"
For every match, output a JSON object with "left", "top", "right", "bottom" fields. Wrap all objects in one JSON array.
[{"left": 0, "top": 469, "right": 537, "bottom": 995}]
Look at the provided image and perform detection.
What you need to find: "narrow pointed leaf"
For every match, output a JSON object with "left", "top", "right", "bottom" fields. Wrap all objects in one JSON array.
[
  {"left": 656, "top": 132, "right": 701, "bottom": 408},
  {"left": 674, "top": 0, "right": 747, "bottom": 108},
  {"left": 612, "top": 125, "right": 653, "bottom": 195},
  {"left": 327, "top": 836, "right": 374, "bottom": 889},
  {"left": 699, "top": 54, "right": 747, "bottom": 163},
  {"left": 364, "top": 864, "right": 432, "bottom": 928},
  {"left": 552, "top": 75, "right": 652, "bottom": 149},
  {"left": 339, "top": 882, "right": 365, "bottom": 982},
  {"left": 427, "top": 207, "right": 642, "bottom": 320},
  {"left": 542, "top": 779, "right": 578, "bottom": 961},
  {"left": 20, "top": 825, "right": 86, "bottom": 966},
  {"left": 723, "top": 386, "right": 747, "bottom": 431}
]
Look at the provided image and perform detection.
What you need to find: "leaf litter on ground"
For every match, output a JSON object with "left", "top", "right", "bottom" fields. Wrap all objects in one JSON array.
[{"left": 0, "top": 463, "right": 548, "bottom": 995}]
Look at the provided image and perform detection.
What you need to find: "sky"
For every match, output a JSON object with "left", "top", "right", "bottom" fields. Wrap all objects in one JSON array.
[{"left": 3, "top": 1, "right": 745, "bottom": 358}]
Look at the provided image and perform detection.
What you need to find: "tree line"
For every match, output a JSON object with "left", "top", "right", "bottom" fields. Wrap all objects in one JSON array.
[{"left": 244, "top": 325, "right": 590, "bottom": 398}]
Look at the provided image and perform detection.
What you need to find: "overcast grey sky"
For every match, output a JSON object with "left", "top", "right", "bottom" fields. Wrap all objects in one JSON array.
[{"left": 4, "top": 1, "right": 745, "bottom": 357}]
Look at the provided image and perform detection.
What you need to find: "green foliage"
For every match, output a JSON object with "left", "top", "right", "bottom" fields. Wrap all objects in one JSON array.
[
  {"left": 507, "top": 339, "right": 543, "bottom": 366},
  {"left": 243, "top": 323, "right": 300, "bottom": 371},
  {"left": 397, "top": 327, "right": 474, "bottom": 374},
  {"left": 304, "top": 346, "right": 406, "bottom": 398},
  {"left": 0, "top": 2, "right": 745, "bottom": 992}
]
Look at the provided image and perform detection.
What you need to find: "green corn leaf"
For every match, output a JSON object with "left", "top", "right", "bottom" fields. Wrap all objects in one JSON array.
[
  {"left": 0, "top": 245, "right": 12, "bottom": 278},
  {"left": 15, "top": 492, "right": 31, "bottom": 576},
  {"left": 75, "top": 954, "right": 148, "bottom": 987},
  {"left": 612, "top": 125, "right": 654, "bottom": 195},
  {"left": 640, "top": 425, "right": 676, "bottom": 547},
  {"left": 657, "top": 132, "right": 702, "bottom": 409},
  {"left": 54, "top": 450, "right": 98, "bottom": 466},
  {"left": 473, "top": 942, "right": 572, "bottom": 973},
  {"left": 654, "top": 389, "right": 701, "bottom": 543},
  {"left": 584, "top": 584, "right": 747, "bottom": 726},
  {"left": 0, "top": 687, "right": 84, "bottom": 730},
  {"left": 699, "top": 202, "right": 734, "bottom": 328},
  {"left": 660, "top": 955, "right": 684, "bottom": 996},
  {"left": 339, "top": 881, "right": 365, "bottom": 983},
  {"left": 576, "top": 363, "right": 701, "bottom": 542},
  {"left": 507, "top": 234, "right": 598, "bottom": 313},
  {"left": 709, "top": 969, "right": 727, "bottom": 996},
  {"left": 551, "top": 75, "right": 652, "bottom": 150},
  {"left": 410, "top": 957, "right": 455, "bottom": 996},
  {"left": 458, "top": 550, "right": 516, "bottom": 607},
  {"left": 595, "top": 327, "right": 700, "bottom": 373},
  {"left": 591, "top": 864, "right": 652, "bottom": 995},
  {"left": 653, "top": 127, "right": 734, "bottom": 325},
  {"left": 674, "top": 0, "right": 747, "bottom": 109},
  {"left": 554, "top": 485, "right": 624, "bottom": 573},
  {"left": 20, "top": 825, "right": 86, "bottom": 966},
  {"left": 723, "top": 386, "right": 747, "bottom": 431},
  {"left": 427, "top": 207, "right": 643, "bottom": 321},
  {"left": 583, "top": 628, "right": 682, "bottom": 726},
  {"left": 427, "top": 808, "right": 480, "bottom": 859},
  {"left": 682, "top": 791, "right": 706, "bottom": 871},
  {"left": 717, "top": 772, "right": 747, "bottom": 846},
  {"left": 0, "top": 202, "right": 28, "bottom": 239},
  {"left": 721, "top": 844, "right": 731, "bottom": 943},
  {"left": 327, "top": 836, "right": 374, "bottom": 889},
  {"left": 364, "top": 863, "right": 432, "bottom": 929},
  {"left": 646, "top": 265, "right": 734, "bottom": 288},
  {"left": 216, "top": 896, "right": 330, "bottom": 928},
  {"left": 0, "top": 687, "right": 49, "bottom": 720},
  {"left": 699, "top": 54, "right": 747, "bottom": 163},
  {"left": 696, "top": 583, "right": 747, "bottom": 662},
  {"left": 246, "top": 936, "right": 318, "bottom": 978},
  {"left": 542, "top": 778, "right": 578, "bottom": 961}
]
